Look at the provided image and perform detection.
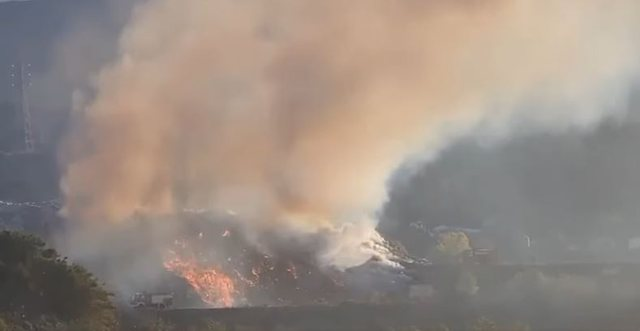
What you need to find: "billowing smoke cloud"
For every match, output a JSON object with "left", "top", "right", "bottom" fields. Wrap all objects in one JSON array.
[
  {"left": 61, "top": 0, "right": 640, "bottom": 268},
  {"left": 381, "top": 110, "right": 640, "bottom": 263}
]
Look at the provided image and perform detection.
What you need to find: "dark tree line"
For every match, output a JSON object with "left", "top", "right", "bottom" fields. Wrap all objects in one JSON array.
[{"left": 0, "top": 231, "right": 116, "bottom": 331}]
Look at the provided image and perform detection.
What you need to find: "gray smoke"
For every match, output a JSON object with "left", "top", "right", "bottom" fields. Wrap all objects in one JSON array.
[
  {"left": 60, "top": 0, "right": 640, "bottom": 269},
  {"left": 382, "top": 93, "right": 640, "bottom": 262}
]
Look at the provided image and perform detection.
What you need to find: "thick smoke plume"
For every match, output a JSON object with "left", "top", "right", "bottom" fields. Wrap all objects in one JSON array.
[{"left": 61, "top": 0, "right": 640, "bottom": 268}]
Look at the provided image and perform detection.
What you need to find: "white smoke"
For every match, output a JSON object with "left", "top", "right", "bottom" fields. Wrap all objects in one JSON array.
[{"left": 61, "top": 0, "right": 640, "bottom": 269}]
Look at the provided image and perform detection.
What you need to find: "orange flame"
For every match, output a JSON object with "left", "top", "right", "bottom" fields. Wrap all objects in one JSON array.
[{"left": 164, "top": 251, "right": 235, "bottom": 307}]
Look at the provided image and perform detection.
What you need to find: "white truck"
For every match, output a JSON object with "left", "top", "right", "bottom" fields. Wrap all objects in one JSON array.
[{"left": 130, "top": 292, "right": 174, "bottom": 309}]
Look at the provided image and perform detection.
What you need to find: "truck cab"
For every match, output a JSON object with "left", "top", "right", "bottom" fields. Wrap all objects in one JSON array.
[{"left": 130, "top": 291, "right": 174, "bottom": 309}]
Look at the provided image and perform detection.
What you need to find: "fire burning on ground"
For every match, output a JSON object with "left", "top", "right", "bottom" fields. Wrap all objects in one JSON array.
[
  {"left": 164, "top": 242, "right": 236, "bottom": 307},
  {"left": 157, "top": 219, "right": 359, "bottom": 307},
  {"left": 150, "top": 213, "right": 417, "bottom": 308}
]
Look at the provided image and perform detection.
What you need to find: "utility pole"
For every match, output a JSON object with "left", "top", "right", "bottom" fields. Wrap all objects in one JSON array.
[{"left": 9, "top": 61, "right": 35, "bottom": 153}]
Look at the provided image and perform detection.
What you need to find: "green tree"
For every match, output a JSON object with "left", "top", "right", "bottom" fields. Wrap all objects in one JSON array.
[
  {"left": 201, "top": 320, "right": 228, "bottom": 331},
  {"left": 468, "top": 317, "right": 530, "bottom": 331},
  {"left": 0, "top": 231, "right": 116, "bottom": 331},
  {"left": 434, "top": 231, "right": 472, "bottom": 263},
  {"left": 505, "top": 322, "right": 531, "bottom": 331},
  {"left": 456, "top": 270, "right": 479, "bottom": 296},
  {"left": 470, "top": 317, "right": 497, "bottom": 331}
]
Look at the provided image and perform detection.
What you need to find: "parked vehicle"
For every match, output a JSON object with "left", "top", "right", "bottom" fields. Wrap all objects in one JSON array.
[{"left": 130, "top": 292, "right": 174, "bottom": 309}]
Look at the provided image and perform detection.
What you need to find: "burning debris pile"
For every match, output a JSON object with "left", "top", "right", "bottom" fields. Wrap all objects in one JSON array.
[
  {"left": 59, "top": 210, "right": 412, "bottom": 309},
  {"left": 157, "top": 213, "right": 357, "bottom": 307},
  {"left": 161, "top": 235, "right": 415, "bottom": 307},
  {"left": 163, "top": 241, "right": 236, "bottom": 307}
]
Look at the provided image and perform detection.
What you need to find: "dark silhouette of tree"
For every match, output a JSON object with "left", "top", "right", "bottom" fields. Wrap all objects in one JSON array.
[{"left": 0, "top": 231, "right": 116, "bottom": 330}]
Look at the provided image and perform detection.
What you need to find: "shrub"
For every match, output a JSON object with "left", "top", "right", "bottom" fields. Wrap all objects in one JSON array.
[
  {"left": 0, "top": 231, "right": 116, "bottom": 331},
  {"left": 470, "top": 317, "right": 497, "bottom": 331},
  {"left": 434, "top": 232, "right": 472, "bottom": 263}
]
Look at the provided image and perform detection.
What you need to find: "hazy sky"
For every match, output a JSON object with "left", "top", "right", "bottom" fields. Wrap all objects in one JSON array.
[{"left": 0, "top": 0, "right": 129, "bottom": 145}]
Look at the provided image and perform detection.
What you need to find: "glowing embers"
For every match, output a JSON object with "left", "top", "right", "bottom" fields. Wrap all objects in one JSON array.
[
  {"left": 161, "top": 222, "right": 351, "bottom": 307},
  {"left": 164, "top": 241, "right": 236, "bottom": 307}
]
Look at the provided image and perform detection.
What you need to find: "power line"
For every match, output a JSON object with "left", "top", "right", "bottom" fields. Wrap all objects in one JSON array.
[{"left": 0, "top": 199, "right": 61, "bottom": 210}]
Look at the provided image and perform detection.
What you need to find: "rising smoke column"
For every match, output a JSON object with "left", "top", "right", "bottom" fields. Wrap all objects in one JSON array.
[{"left": 61, "top": 0, "right": 640, "bottom": 268}]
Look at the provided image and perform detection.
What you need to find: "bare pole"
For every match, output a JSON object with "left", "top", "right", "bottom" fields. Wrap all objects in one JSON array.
[
  {"left": 9, "top": 61, "right": 35, "bottom": 153},
  {"left": 19, "top": 62, "right": 34, "bottom": 152}
]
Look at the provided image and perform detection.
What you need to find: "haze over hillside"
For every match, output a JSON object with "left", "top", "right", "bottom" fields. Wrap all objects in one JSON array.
[{"left": 0, "top": 0, "right": 639, "bottom": 266}]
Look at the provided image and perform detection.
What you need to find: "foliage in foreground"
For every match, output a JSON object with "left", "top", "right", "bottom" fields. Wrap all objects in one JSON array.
[
  {"left": 0, "top": 231, "right": 116, "bottom": 331},
  {"left": 469, "top": 317, "right": 531, "bottom": 331}
]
